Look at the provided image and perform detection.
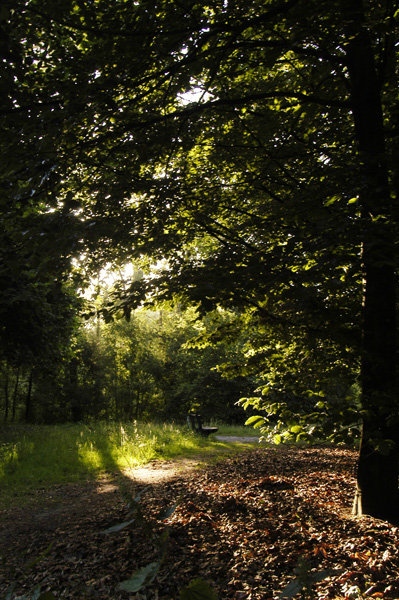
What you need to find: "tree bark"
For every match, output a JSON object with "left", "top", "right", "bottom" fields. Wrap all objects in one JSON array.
[
  {"left": 12, "top": 366, "right": 19, "bottom": 421},
  {"left": 25, "top": 370, "right": 34, "bottom": 422},
  {"left": 344, "top": 0, "right": 399, "bottom": 520},
  {"left": 4, "top": 367, "right": 9, "bottom": 422}
]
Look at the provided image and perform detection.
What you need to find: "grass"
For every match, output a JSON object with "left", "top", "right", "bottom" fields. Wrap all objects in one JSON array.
[
  {"left": 211, "top": 422, "right": 259, "bottom": 437},
  {"left": 0, "top": 420, "right": 258, "bottom": 509}
]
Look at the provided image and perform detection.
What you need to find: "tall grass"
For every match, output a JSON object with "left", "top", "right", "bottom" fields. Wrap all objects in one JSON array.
[{"left": 0, "top": 421, "right": 253, "bottom": 508}]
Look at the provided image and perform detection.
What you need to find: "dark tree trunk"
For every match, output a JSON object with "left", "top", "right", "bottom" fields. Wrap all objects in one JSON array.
[
  {"left": 25, "top": 370, "right": 34, "bottom": 422},
  {"left": 344, "top": 0, "right": 399, "bottom": 520},
  {"left": 12, "top": 367, "right": 19, "bottom": 421},
  {"left": 4, "top": 367, "right": 9, "bottom": 422}
]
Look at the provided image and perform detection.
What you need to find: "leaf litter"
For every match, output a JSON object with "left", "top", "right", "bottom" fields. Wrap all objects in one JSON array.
[{"left": 1, "top": 445, "right": 399, "bottom": 599}]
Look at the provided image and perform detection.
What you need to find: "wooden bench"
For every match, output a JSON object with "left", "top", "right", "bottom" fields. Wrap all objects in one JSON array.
[{"left": 186, "top": 414, "right": 218, "bottom": 437}]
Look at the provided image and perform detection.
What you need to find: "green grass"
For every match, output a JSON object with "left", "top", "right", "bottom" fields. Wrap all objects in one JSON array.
[
  {"left": 0, "top": 421, "right": 257, "bottom": 509},
  {"left": 212, "top": 422, "right": 259, "bottom": 437}
]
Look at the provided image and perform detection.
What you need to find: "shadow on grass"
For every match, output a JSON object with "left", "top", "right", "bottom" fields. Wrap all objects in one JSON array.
[
  {"left": 0, "top": 422, "right": 265, "bottom": 510},
  {"left": 0, "top": 424, "right": 123, "bottom": 509}
]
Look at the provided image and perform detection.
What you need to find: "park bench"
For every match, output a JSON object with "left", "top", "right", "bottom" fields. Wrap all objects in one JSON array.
[{"left": 186, "top": 414, "right": 218, "bottom": 437}]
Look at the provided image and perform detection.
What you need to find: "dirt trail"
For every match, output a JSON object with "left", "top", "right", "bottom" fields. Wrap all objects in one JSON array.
[
  {"left": 0, "top": 436, "right": 259, "bottom": 537},
  {"left": 3, "top": 444, "right": 397, "bottom": 600},
  {"left": 130, "top": 436, "right": 260, "bottom": 484}
]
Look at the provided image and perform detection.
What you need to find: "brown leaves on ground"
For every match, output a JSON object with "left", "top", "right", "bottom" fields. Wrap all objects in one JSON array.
[{"left": 1, "top": 445, "right": 399, "bottom": 599}]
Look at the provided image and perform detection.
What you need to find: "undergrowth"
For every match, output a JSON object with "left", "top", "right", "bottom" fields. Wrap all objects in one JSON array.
[{"left": 0, "top": 421, "right": 257, "bottom": 508}]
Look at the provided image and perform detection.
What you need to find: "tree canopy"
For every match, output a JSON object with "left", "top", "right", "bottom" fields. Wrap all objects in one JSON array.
[{"left": 2, "top": 0, "right": 399, "bottom": 519}]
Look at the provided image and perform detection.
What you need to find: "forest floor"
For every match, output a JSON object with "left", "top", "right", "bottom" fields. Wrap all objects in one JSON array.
[{"left": 1, "top": 441, "right": 399, "bottom": 600}]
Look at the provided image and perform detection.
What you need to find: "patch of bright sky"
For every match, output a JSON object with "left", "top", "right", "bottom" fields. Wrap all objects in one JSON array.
[
  {"left": 177, "top": 83, "right": 213, "bottom": 106},
  {"left": 78, "top": 259, "right": 169, "bottom": 299},
  {"left": 77, "top": 261, "right": 134, "bottom": 298}
]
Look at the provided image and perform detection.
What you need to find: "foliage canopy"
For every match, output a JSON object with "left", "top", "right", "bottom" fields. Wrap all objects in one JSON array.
[{"left": 2, "top": 0, "right": 399, "bottom": 518}]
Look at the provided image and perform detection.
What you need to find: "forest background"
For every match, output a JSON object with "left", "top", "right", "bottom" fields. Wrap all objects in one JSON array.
[{"left": 1, "top": 0, "right": 399, "bottom": 521}]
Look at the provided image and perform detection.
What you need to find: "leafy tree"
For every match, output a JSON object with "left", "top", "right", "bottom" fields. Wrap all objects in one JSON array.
[
  {"left": 3, "top": 0, "right": 399, "bottom": 519},
  {"left": 68, "top": 302, "right": 251, "bottom": 423},
  {"left": 153, "top": 307, "right": 252, "bottom": 422},
  {"left": 0, "top": 228, "right": 81, "bottom": 421},
  {"left": 1, "top": 1, "right": 86, "bottom": 421}
]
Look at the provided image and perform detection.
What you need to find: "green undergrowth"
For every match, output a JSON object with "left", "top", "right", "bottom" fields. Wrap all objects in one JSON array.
[
  {"left": 211, "top": 422, "right": 259, "bottom": 437},
  {"left": 0, "top": 421, "right": 258, "bottom": 509}
]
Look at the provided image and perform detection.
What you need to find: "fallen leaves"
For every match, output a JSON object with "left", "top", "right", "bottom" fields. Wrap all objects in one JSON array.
[{"left": 1, "top": 445, "right": 399, "bottom": 599}]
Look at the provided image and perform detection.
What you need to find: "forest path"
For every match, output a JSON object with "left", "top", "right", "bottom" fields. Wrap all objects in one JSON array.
[
  {"left": 127, "top": 435, "right": 260, "bottom": 484},
  {"left": 0, "top": 436, "right": 260, "bottom": 539},
  {"left": 2, "top": 444, "right": 398, "bottom": 600}
]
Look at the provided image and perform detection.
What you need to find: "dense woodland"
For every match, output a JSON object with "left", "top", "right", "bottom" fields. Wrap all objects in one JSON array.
[
  {"left": 0, "top": 299, "right": 254, "bottom": 424},
  {"left": 1, "top": 0, "right": 399, "bottom": 521}
]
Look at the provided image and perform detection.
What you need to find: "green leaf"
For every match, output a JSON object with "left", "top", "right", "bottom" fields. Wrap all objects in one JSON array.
[
  {"left": 12, "top": 588, "right": 55, "bottom": 600},
  {"left": 290, "top": 425, "right": 302, "bottom": 434},
  {"left": 118, "top": 561, "right": 161, "bottom": 593},
  {"left": 101, "top": 517, "right": 135, "bottom": 534},
  {"left": 245, "top": 415, "right": 265, "bottom": 427},
  {"left": 279, "top": 578, "right": 302, "bottom": 598},
  {"left": 159, "top": 496, "right": 181, "bottom": 520},
  {"left": 324, "top": 195, "right": 340, "bottom": 206},
  {"left": 26, "top": 543, "right": 54, "bottom": 571},
  {"left": 179, "top": 578, "right": 218, "bottom": 600},
  {"left": 374, "top": 438, "right": 395, "bottom": 456}
]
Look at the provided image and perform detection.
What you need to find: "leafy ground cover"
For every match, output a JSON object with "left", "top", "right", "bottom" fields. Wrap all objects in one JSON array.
[{"left": 1, "top": 444, "right": 399, "bottom": 599}]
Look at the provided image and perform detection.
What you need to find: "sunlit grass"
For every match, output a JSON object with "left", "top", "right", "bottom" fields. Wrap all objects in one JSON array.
[{"left": 0, "top": 421, "right": 246, "bottom": 508}]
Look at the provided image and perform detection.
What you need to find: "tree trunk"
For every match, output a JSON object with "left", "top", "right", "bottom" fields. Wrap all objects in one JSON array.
[
  {"left": 4, "top": 367, "right": 9, "bottom": 422},
  {"left": 344, "top": 0, "right": 399, "bottom": 520},
  {"left": 25, "top": 370, "right": 34, "bottom": 422},
  {"left": 12, "top": 366, "right": 20, "bottom": 421},
  {"left": 353, "top": 421, "right": 399, "bottom": 520}
]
